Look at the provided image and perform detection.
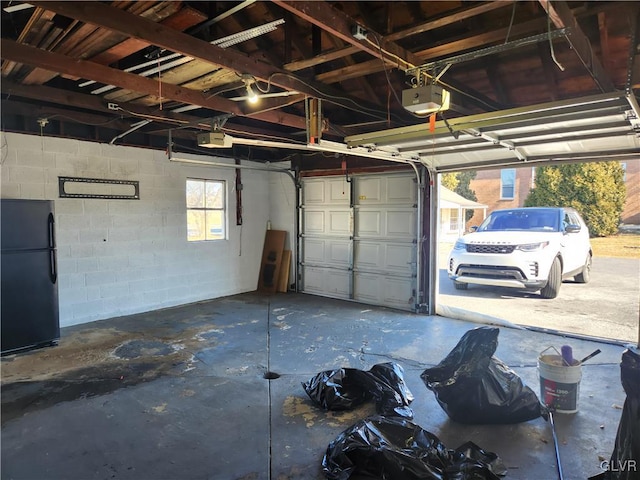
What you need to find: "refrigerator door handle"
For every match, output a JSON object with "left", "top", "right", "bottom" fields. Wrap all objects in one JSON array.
[
  {"left": 49, "top": 248, "right": 57, "bottom": 284},
  {"left": 48, "top": 213, "right": 56, "bottom": 249},
  {"left": 48, "top": 212, "right": 57, "bottom": 283}
]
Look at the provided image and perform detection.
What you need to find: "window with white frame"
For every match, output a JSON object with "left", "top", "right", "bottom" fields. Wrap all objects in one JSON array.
[
  {"left": 186, "top": 178, "right": 226, "bottom": 241},
  {"left": 500, "top": 168, "right": 516, "bottom": 199},
  {"left": 449, "top": 209, "right": 460, "bottom": 232}
]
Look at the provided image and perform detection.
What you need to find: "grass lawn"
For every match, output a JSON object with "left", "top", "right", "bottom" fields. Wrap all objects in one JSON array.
[{"left": 590, "top": 232, "right": 640, "bottom": 259}]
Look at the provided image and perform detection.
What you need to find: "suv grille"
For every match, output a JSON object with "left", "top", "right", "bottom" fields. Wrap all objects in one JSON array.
[{"left": 467, "top": 244, "right": 515, "bottom": 254}]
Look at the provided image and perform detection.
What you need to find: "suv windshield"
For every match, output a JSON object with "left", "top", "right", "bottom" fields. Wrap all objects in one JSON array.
[{"left": 477, "top": 209, "right": 560, "bottom": 232}]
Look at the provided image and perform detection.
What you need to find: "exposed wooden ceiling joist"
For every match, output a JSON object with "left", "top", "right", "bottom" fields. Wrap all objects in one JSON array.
[
  {"left": 0, "top": 39, "right": 309, "bottom": 132},
  {"left": 27, "top": 1, "right": 392, "bottom": 121},
  {"left": 539, "top": 0, "right": 615, "bottom": 92},
  {"left": 283, "top": 1, "right": 513, "bottom": 73},
  {"left": 272, "top": 0, "right": 422, "bottom": 70}
]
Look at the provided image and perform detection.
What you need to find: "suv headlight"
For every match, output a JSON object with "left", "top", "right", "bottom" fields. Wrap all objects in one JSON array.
[
  {"left": 453, "top": 240, "right": 466, "bottom": 251},
  {"left": 515, "top": 241, "right": 549, "bottom": 252}
]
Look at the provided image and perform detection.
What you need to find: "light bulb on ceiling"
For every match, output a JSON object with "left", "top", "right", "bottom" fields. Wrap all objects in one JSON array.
[{"left": 246, "top": 83, "right": 259, "bottom": 104}]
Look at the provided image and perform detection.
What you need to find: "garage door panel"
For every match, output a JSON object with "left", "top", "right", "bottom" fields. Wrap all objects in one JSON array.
[
  {"left": 304, "top": 239, "right": 351, "bottom": 266},
  {"left": 387, "top": 210, "right": 416, "bottom": 238},
  {"left": 355, "top": 175, "right": 415, "bottom": 205},
  {"left": 303, "top": 178, "right": 349, "bottom": 205},
  {"left": 357, "top": 210, "right": 382, "bottom": 236},
  {"left": 387, "top": 176, "right": 416, "bottom": 203},
  {"left": 355, "top": 241, "right": 414, "bottom": 274},
  {"left": 354, "top": 242, "right": 379, "bottom": 269},
  {"left": 356, "top": 177, "right": 382, "bottom": 202},
  {"left": 303, "top": 208, "right": 350, "bottom": 236},
  {"left": 304, "top": 180, "right": 325, "bottom": 203},
  {"left": 355, "top": 208, "right": 415, "bottom": 239},
  {"left": 304, "top": 210, "right": 325, "bottom": 234},
  {"left": 354, "top": 272, "right": 413, "bottom": 310},
  {"left": 329, "top": 211, "right": 351, "bottom": 235},
  {"left": 386, "top": 243, "right": 415, "bottom": 271},
  {"left": 329, "top": 179, "right": 350, "bottom": 203},
  {"left": 303, "top": 267, "right": 350, "bottom": 299}
]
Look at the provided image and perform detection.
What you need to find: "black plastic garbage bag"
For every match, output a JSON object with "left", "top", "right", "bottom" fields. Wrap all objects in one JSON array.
[
  {"left": 302, "top": 362, "right": 414, "bottom": 418},
  {"left": 302, "top": 367, "right": 371, "bottom": 411},
  {"left": 366, "top": 363, "right": 415, "bottom": 417},
  {"left": 322, "top": 415, "right": 507, "bottom": 480},
  {"left": 420, "top": 327, "right": 543, "bottom": 424},
  {"left": 589, "top": 348, "right": 640, "bottom": 480}
]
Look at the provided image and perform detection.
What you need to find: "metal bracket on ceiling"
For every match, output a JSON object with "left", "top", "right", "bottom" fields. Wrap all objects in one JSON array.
[
  {"left": 468, "top": 129, "right": 528, "bottom": 162},
  {"left": 209, "top": 114, "right": 232, "bottom": 132},
  {"left": 625, "top": 93, "right": 640, "bottom": 135},
  {"left": 406, "top": 28, "right": 570, "bottom": 80}
]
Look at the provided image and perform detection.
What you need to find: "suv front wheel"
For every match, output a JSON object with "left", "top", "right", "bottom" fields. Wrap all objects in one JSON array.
[{"left": 540, "top": 257, "right": 561, "bottom": 299}]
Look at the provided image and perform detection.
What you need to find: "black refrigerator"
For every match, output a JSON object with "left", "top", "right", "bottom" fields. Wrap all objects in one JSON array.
[{"left": 1, "top": 199, "right": 60, "bottom": 354}]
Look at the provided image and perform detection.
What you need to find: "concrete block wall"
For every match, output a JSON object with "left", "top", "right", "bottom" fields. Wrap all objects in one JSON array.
[{"left": 1, "top": 132, "right": 274, "bottom": 327}]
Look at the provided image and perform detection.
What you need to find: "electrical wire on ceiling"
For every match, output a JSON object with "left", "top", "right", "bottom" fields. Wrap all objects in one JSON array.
[
  {"left": 363, "top": 36, "right": 415, "bottom": 71},
  {"left": 547, "top": 1, "right": 565, "bottom": 71},
  {"left": 35, "top": 113, "right": 124, "bottom": 127},
  {"left": 504, "top": 2, "right": 517, "bottom": 44},
  {"left": 265, "top": 72, "right": 406, "bottom": 122},
  {"left": 369, "top": 32, "right": 408, "bottom": 123}
]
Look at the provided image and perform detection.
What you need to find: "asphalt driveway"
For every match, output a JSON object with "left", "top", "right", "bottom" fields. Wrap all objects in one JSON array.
[{"left": 437, "top": 253, "right": 640, "bottom": 343}]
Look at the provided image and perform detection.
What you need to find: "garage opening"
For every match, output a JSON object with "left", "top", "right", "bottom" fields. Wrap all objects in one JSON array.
[{"left": 436, "top": 163, "right": 640, "bottom": 344}]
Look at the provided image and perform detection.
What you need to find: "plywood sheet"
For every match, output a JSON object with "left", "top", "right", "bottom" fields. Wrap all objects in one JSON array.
[
  {"left": 277, "top": 250, "right": 291, "bottom": 293},
  {"left": 257, "top": 230, "right": 286, "bottom": 294}
]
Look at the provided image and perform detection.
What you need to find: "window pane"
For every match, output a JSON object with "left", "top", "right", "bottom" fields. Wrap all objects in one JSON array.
[
  {"left": 186, "top": 179, "right": 205, "bottom": 208},
  {"left": 205, "top": 210, "right": 225, "bottom": 240},
  {"left": 501, "top": 169, "right": 515, "bottom": 199},
  {"left": 187, "top": 209, "right": 205, "bottom": 241},
  {"left": 206, "top": 181, "right": 224, "bottom": 208}
]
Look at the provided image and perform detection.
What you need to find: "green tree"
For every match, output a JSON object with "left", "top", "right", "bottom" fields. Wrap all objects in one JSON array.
[
  {"left": 441, "top": 172, "right": 458, "bottom": 190},
  {"left": 524, "top": 162, "right": 626, "bottom": 236},
  {"left": 442, "top": 171, "right": 478, "bottom": 221}
]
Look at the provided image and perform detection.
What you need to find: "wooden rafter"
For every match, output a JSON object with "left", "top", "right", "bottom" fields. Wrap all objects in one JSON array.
[
  {"left": 0, "top": 80, "right": 303, "bottom": 141},
  {"left": 0, "top": 39, "right": 308, "bottom": 132},
  {"left": 283, "top": 1, "right": 512, "bottom": 73},
  {"left": 273, "top": 0, "right": 422, "bottom": 71},
  {"left": 539, "top": 0, "right": 615, "bottom": 92},
  {"left": 27, "top": 1, "right": 390, "bottom": 120}
]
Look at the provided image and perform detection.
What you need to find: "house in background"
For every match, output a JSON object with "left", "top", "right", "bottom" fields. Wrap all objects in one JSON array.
[
  {"left": 468, "top": 161, "right": 640, "bottom": 227},
  {"left": 439, "top": 186, "right": 487, "bottom": 241}
]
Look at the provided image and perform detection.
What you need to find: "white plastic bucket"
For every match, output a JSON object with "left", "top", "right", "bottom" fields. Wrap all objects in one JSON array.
[{"left": 538, "top": 353, "right": 582, "bottom": 414}]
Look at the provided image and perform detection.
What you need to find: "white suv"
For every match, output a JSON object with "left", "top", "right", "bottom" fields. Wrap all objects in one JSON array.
[{"left": 447, "top": 207, "right": 592, "bottom": 299}]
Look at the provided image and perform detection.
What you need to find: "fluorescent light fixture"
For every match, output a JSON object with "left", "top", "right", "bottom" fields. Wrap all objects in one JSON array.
[
  {"left": 402, "top": 84, "right": 450, "bottom": 114},
  {"left": 82, "top": 19, "right": 285, "bottom": 92},
  {"left": 3, "top": 3, "right": 33, "bottom": 13},
  {"left": 212, "top": 19, "right": 284, "bottom": 48}
]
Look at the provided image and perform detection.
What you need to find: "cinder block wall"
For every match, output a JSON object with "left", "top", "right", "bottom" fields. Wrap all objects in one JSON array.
[{"left": 0, "top": 132, "right": 274, "bottom": 327}]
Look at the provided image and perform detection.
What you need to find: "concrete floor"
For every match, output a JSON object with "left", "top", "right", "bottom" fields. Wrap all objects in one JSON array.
[{"left": 0, "top": 292, "right": 631, "bottom": 480}]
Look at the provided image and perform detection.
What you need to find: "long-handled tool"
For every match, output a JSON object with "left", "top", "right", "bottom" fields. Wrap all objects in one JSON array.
[
  {"left": 548, "top": 411, "right": 564, "bottom": 480},
  {"left": 579, "top": 349, "right": 601, "bottom": 364}
]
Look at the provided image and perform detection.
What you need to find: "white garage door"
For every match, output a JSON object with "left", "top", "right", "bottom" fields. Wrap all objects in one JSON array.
[{"left": 301, "top": 173, "right": 417, "bottom": 311}]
